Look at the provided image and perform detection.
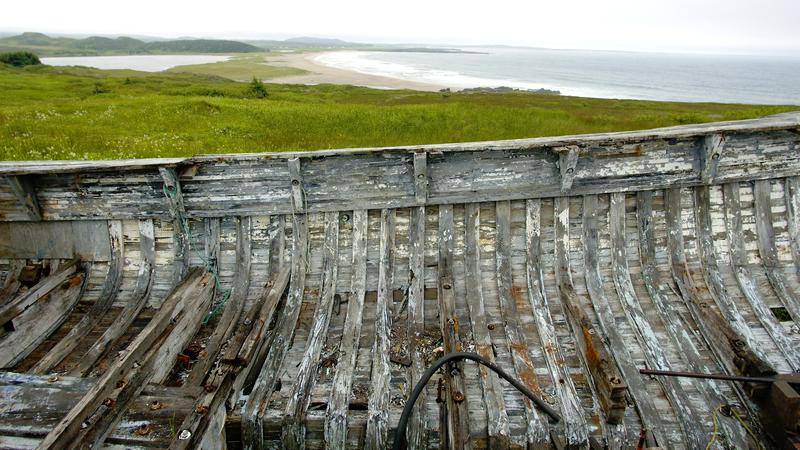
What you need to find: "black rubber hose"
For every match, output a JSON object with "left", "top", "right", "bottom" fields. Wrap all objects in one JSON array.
[{"left": 392, "top": 351, "right": 562, "bottom": 450}]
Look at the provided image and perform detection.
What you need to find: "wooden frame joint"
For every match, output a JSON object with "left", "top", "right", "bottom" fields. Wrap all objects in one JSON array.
[
  {"left": 413, "top": 152, "right": 428, "bottom": 205},
  {"left": 556, "top": 146, "right": 580, "bottom": 192},
  {"left": 6, "top": 175, "right": 42, "bottom": 221},
  {"left": 288, "top": 157, "right": 305, "bottom": 212},
  {"left": 700, "top": 133, "right": 725, "bottom": 184}
]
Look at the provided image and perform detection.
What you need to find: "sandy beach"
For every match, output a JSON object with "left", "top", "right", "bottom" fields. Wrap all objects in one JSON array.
[{"left": 264, "top": 51, "right": 445, "bottom": 91}]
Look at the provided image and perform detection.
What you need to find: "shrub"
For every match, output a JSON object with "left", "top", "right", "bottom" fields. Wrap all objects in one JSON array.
[
  {"left": 0, "top": 51, "right": 42, "bottom": 67},
  {"left": 247, "top": 77, "right": 268, "bottom": 98}
]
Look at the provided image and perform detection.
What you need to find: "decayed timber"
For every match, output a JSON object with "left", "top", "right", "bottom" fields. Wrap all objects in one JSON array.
[{"left": 1, "top": 114, "right": 800, "bottom": 449}]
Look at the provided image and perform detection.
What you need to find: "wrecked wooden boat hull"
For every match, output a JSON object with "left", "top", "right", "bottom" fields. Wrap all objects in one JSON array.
[{"left": 1, "top": 112, "right": 799, "bottom": 449}]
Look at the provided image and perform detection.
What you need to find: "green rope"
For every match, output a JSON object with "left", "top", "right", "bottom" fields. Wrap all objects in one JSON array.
[{"left": 163, "top": 184, "right": 231, "bottom": 324}]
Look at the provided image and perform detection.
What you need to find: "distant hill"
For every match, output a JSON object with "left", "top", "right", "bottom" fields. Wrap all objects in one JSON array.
[
  {"left": 283, "top": 36, "right": 356, "bottom": 46},
  {"left": 0, "top": 32, "right": 262, "bottom": 56}
]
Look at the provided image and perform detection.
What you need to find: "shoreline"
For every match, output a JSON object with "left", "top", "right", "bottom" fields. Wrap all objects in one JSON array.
[{"left": 264, "top": 51, "right": 446, "bottom": 91}]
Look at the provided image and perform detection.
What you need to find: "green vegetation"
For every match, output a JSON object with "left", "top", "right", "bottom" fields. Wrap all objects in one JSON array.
[
  {"left": 0, "top": 32, "right": 261, "bottom": 56},
  {"left": 0, "top": 63, "right": 795, "bottom": 160},
  {"left": 167, "top": 54, "right": 306, "bottom": 81},
  {"left": 0, "top": 51, "right": 41, "bottom": 67},
  {"left": 247, "top": 77, "right": 269, "bottom": 98}
]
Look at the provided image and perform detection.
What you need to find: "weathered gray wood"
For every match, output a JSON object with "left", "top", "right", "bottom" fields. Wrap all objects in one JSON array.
[
  {"left": 700, "top": 133, "right": 725, "bottom": 183},
  {"left": 524, "top": 199, "right": 587, "bottom": 447},
  {"left": 582, "top": 195, "right": 666, "bottom": 447},
  {"left": 638, "top": 191, "right": 747, "bottom": 449},
  {"left": 608, "top": 193, "right": 705, "bottom": 448},
  {"left": 242, "top": 212, "right": 307, "bottom": 450},
  {"left": 6, "top": 176, "right": 41, "bottom": 221},
  {"left": 186, "top": 216, "right": 253, "bottom": 387},
  {"left": 30, "top": 221, "right": 124, "bottom": 374},
  {"left": 552, "top": 197, "right": 628, "bottom": 428},
  {"left": 35, "top": 267, "right": 213, "bottom": 449},
  {"left": 288, "top": 157, "right": 305, "bottom": 212},
  {"left": 0, "top": 221, "right": 112, "bottom": 261},
  {"left": 414, "top": 152, "right": 428, "bottom": 204},
  {"left": 283, "top": 211, "right": 339, "bottom": 449},
  {"left": 435, "top": 205, "right": 472, "bottom": 450},
  {"left": 365, "top": 209, "right": 395, "bottom": 450},
  {"left": 0, "top": 269, "right": 86, "bottom": 368},
  {"left": 754, "top": 180, "right": 800, "bottom": 322},
  {"left": 325, "top": 209, "right": 368, "bottom": 448},
  {"left": 404, "top": 206, "right": 427, "bottom": 450},
  {"left": 785, "top": 177, "right": 800, "bottom": 278},
  {"left": 160, "top": 167, "right": 188, "bottom": 282},
  {"left": 557, "top": 146, "right": 580, "bottom": 192},
  {"left": 495, "top": 201, "right": 548, "bottom": 447},
  {"left": 0, "top": 259, "right": 24, "bottom": 302},
  {"left": 69, "top": 220, "right": 156, "bottom": 377},
  {"left": 463, "top": 203, "right": 511, "bottom": 447},
  {"left": 722, "top": 183, "right": 800, "bottom": 370},
  {"left": 0, "top": 258, "right": 79, "bottom": 327}
]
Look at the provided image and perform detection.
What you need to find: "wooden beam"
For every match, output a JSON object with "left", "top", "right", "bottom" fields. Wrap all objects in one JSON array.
[
  {"left": 784, "top": 177, "right": 800, "bottom": 278},
  {"left": 288, "top": 157, "right": 305, "bottom": 212},
  {"left": 0, "top": 258, "right": 79, "bottom": 327},
  {"left": 463, "top": 203, "right": 512, "bottom": 447},
  {"left": 700, "top": 133, "right": 725, "bottom": 184},
  {"left": 495, "top": 200, "right": 548, "bottom": 447},
  {"left": 525, "top": 199, "right": 588, "bottom": 446},
  {"left": 414, "top": 152, "right": 428, "bottom": 205},
  {"left": 30, "top": 221, "right": 124, "bottom": 374},
  {"left": 6, "top": 175, "right": 41, "bottom": 221},
  {"left": 36, "top": 267, "right": 213, "bottom": 450},
  {"left": 160, "top": 167, "right": 188, "bottom": 282},
  {"left": 325, "top": 210, "right": 368, "bottom": 448},
  {"left": 557, "top": 146, "right": 580, "bottom": 192}
]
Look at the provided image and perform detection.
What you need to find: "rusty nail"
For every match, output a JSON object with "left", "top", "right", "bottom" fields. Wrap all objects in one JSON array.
[
  {"left": 196, "top": 405, "right": 209, "bottom": 414},
  {"left": 452, "top": 391, "right": 465, "bottom": 403},
  {"left": 149, "top": 400, "right": 163, "bottom": 411},
  {"left": 102, "top": 398, "right": 116, "bottom": 407}
]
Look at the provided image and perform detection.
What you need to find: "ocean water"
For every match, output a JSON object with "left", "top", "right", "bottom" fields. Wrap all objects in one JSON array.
[
  {"left": 41, "top": 55, "right": 230, "bottom": 72},
  {"left": 315, "top": 48, "right": 800, "bottom": 105}
]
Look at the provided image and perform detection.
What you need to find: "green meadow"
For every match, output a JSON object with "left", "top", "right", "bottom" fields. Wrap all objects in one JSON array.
[{"left": 0, "top": 62, "right": 796, "bottom": 160}]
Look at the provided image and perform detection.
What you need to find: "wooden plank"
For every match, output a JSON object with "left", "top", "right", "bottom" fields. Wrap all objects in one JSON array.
[
  {"left": 325, "top": 209, "right": 368, "bottom": 448},
  {"left": 414, "top": 152, "right": 428, "bottom": 204},
  {"left": 722, "top": 183, "right": 800, "bottom": 370},
  {"left": 283, "top": 211, "right": 339, "bottom": 449},
  {"left": 0, "top": 258, "right": 79, "bottom": 327},
  {"left": 557, "top": 146, "right": 580, "bottom": 192},
  {"left": 552, "top": 196, "right": 627, "bottom": 428},
  {"left": 582, "top": 194, "right": 666, "bottom": 446},
  {"left": 785, "top": 177, "right": 800, "bottom": 278},
  {"left": 435, "top": 205, "right": 472, "bottom": 450},
  {"left": 463, "top": 203, "right": 511, "bottom": 447},
  {"left": 35, "top": 267, "right": 212, "bottom": 449},
  {"left": 494, "top": 200, "right": 548, "bottom": 447},
  {"left": 69, "top": 220, "right": 156, "bottom": 377},
  {"left": 242, "top": 212, "right": 307, "bottom": 450},
  {"left": 365, "top": 209, "right": 395, "bottom": 450},
  {"left": 754, "top": 180, "right": 800, "bottom": 322},
  {"left": 700, "top": 133, "right": 725, "bottom": 184},
  {"left": 0, "top": 259, "right": 25, "bottom": 302},
  {"left": 403, "top": 206, "right": 427, "bottom": 449},
  {"left": 186, "top": 216, "right": 253, "bottom": 387},
  {"left": 638, "top": 191, "right": 748, "bottom": 449},
  {"left": 160, "top": 167, "right": 189, "bottom": 282},
  {"left": 687, "top": 186, "right": 775, "bottom": 375},
  {"left": 6, "top": 176, "right": 41, "bottom": 221},
  {"left": 288, "top": 157, "right": 305, "bottom": 212},
  {"left": 0, "top": 269, "right": 86, "bottom": 368},
  {"left": 524, "top": 199, "right": 587, "bottom": 446},
  {"left": 0, "top": 221, "right": 111, "bottom": 261},
  {"left": 608, "top": 193, "right": 705, "bottom": 448},
  {"left": 30, "top": 221, "right": 124, "bottom": 374}
]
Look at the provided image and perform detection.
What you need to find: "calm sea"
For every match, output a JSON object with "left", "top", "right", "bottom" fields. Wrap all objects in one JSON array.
[
  {"left": 316, "top": 47, "right": 800, "bottom": 105},
  {"left": 41, "top": 55, "right": 230, "bottom": 72}
]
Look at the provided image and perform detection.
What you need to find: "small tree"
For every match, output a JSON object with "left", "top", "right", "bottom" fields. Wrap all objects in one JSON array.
[
  {"left": 0, "top": 51, "right": 42, "bottom": 67},
  {"left": 247, "top": 77, "right": 268, "bottom": 98}
]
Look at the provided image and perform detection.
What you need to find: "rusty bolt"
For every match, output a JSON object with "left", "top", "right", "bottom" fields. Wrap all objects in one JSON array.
[
  {"left": 116, "top": 379, "right": 127, "bottom": 389},
  {"left": 149, "top": 400, "right": 164, "bottom": 411},
  {"left": 48, "top": 375, "right": 60, "bottom": 383},
  {"left": 196, "top": 405, "right": 210, "bottom": 415},
  {"left": 204, "top": 383, "right": 216, "bottom": 392},
  {"left": 452, "top": 391, "right": 465, "bottom": 403},
  {"left": 487, "top": 323, "right": 495, "bottom": 330},
  {"left": 133, "top": 423, "right": 152, "bottom": 436},
  {"left": 102, "top": 398, "right": 116, "bottom": 407},
  {"left": 610, "top": 376, "right": 621, "bottom": 385}
]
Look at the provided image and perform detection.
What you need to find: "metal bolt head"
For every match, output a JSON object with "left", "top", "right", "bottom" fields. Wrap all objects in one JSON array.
[
  {"left": 452, "top": 391, "right": 465, "bottom": 403},
  {"left": 178, "top": 429, "right": 192, "bottom": 440},
  {"left": 291, "top": 179, "right": 300, "bottom": 186}
]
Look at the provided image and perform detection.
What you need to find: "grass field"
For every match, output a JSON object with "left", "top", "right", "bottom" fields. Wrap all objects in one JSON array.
[
  {"left": 0, "top": 63, "right": 796, "bottom": 160},
  {"left": 167, "top": 54, "right": 307, "bottom": 81}
]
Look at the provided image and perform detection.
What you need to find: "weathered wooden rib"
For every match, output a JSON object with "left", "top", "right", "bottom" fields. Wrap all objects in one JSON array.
[
  {"left": 582, "top": 195, "right": 666, "bottom": 447},
  {"left": 721, "top": 183, "right": 800, "bottom": 370},
  {"left": 36, "top": 267, "right": 213, "bottom": 449},
  {"left": 463, "top": 203, "right": 512, "bottom": 447},
  {"left": 6, "top": 175, "right": 41, "bottom": 221},
  {"left": 365, "top": 209, "right": 395, "bottom": 450},
  {"left": 69, "top": 220, "right": 156, "bottom": 377},
  {"left": 242, "top": 212, "right": 307, "bottom": 450},
  {"left": 495, "top": 200, "right": 548, "bottom": 448},
  {"left": 2, "top": 115, "right": 800, "bottom": 448},
  {"left": 29, "top": 221, "right": 124, "bottom": 374},
  {"left": 325, "top": 209, "right": 368, "bottom": 448},
  {"left": 608, "top": 193, "right": 705, "bottom": 448},
  {"left": 0, "top": 258, "right": 79, "bottom": 328},
  {"left": 524, "top": 199, "right": 587, "bottom": 447}
]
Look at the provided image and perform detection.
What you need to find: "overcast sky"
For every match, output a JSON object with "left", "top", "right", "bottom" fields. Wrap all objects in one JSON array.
[{"left": 3, "top": 0, "right": 799, "bottom": 55}]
